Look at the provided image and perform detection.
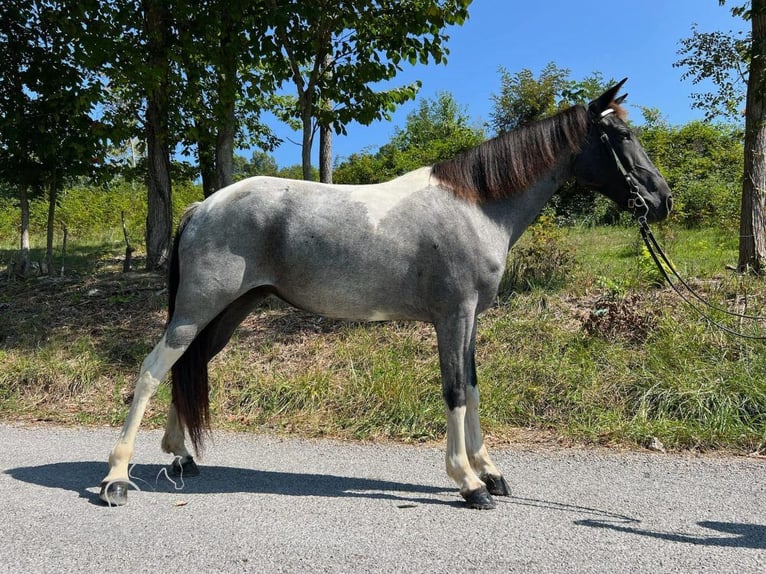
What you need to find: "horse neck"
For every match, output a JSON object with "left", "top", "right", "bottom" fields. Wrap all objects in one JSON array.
[{"left": 481, "top": 156, "right": 574, "bottom": 248}]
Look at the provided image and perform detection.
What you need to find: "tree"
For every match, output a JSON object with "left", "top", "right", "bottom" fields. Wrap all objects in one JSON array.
[
  {"left": 0, "top": 0, "right": 107, "bottom": 276},
  {"left": 232, "top": 151, "right": 279, "bottom": 180},
  {"left": 675, "top": 24, "right": 749, "bottom": 121},
  {"left": 175, "top": 0, "right": 278, "bottom": 197},
  {"left": 676, "top": 1, "right": 766, "bottom": 272},
  {"left": 489, "top": 63, "right": 572, "bottom": 134},
  {"left": 488, "top": 64, "right": 614, "bottom": 136},
  {"left": 334, "top": 91, "right": 484, "bottom": 184},
  {"left": 266, "top": 0, "right": 471, "bottom": 182},
  {"left": 739, "top": 0, "right": 766, "bottom": 271}
]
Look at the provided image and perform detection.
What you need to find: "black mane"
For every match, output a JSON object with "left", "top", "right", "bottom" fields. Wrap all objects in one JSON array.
[{"left": 431, "top": 105, "right": 591, "bottom": 202}]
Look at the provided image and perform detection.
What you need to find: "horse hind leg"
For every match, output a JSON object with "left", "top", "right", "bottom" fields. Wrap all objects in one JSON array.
[
  {"left": 158, "top": 288, "right": 271, "bottom": 477},
  {"left": 161, "top": 402, "right": 199, "bottom": 477},
  {"left": 99, "top": 332, "right": 189, "bottom": 505}
]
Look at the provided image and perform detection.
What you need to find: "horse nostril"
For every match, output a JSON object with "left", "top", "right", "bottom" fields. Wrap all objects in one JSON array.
[{"left": 666, "top": 195, "right": 674, "bottom": 213}]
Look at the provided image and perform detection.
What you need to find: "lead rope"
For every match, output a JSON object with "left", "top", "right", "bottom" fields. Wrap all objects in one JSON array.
[
  {"left": 638, "top": 219, "right": 766, "bottom": 340},
  {"left": 595, "top": 111, "right": 766, "bottom": 340}
]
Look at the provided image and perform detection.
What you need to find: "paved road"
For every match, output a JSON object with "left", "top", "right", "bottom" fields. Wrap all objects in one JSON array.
[{"left": 0, "top": 423, "right": 764, "bottom": 573}]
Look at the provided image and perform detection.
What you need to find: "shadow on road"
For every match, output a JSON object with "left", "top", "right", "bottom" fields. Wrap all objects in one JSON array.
[
  {"left": 575, "top": 518, "right": 766, "bottom": 550},
  {"left": 4, "top": 460, "right": 461, "bottom": 508}
]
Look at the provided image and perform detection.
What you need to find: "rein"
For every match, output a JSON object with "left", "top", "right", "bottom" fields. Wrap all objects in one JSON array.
[{"left": 595, "top": 110, "right": 766, "bottom": 340}]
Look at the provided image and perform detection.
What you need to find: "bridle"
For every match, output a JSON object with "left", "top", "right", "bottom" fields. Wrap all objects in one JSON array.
[
  {"left": 594, "top": 107, "right": 766, "bottom": 340},
  {"left": 593, "top": 108, "right": 650, "bottom": 224}
]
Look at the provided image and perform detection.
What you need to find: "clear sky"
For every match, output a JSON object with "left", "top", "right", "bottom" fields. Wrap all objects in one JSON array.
[{"left": 261, "top": 0, "right": 748, "bottom": 169}]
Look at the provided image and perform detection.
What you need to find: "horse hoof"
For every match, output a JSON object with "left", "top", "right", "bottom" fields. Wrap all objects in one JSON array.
[
  {"left": 462, "top": 486, "right": 496, "bottom": 510},
  {"left": 171, "top": 456, "right": 200, "bottom": 477},
  {"left": 99, "top": 481, "right": 129, "bottom": 506},
  {"left": 481, "top": 473, "right": 511, "bottom": 497}
]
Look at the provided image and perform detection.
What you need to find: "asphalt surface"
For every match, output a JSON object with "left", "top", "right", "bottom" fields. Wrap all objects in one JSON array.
[{"left": 0, "top": 423, "right": 764, "bottom": 573}]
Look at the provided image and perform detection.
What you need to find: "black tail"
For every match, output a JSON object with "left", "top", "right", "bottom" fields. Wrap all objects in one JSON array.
[{"left": 168, "top": 205, "right": 211, "bottom": 455}]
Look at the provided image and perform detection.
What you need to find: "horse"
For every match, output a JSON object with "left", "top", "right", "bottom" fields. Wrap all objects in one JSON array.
[{"left": 99, "top": 79, "right": 672, "bottom": 509}]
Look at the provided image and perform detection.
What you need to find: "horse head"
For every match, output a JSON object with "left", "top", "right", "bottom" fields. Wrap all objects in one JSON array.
[{"left": 573, "top": 79, "right": 673, "bottom": 223}]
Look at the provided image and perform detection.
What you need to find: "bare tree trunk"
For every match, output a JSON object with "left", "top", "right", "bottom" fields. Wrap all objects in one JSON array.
[
  {"left": 319, "top": 124, "right": 332, "bottom": 183},
  {"left": 301, "top": 99, "right": 314, "bottom": 181},
  {"left": 319, "top": 53, "right": 333, "bottom": 184},
  {"left": 143, "top": 0, "right": 173, "bottom": 271},
  {"left": 44, "top": 177, "right": 57, "bottom": 276},
  {"left": 215, "top": 5, "right": 236, "bottom": 191},
  {"left": 145, "top": 98, "right": 173, "bottom": 271},
  {"left": 18, "top": 183, "right": 30, "bottom": 277},
  {"left": 216, "top": 115, "right": 235, "bottom": 190},
  {"left": 739, "top": 0, "right": 766, "bottom": 273},
  {"left": 197, "top": 126, "right": 218, "bottom": 198},
  {"left": 199, "top": 151, "right": 218, "bottom": 198}
]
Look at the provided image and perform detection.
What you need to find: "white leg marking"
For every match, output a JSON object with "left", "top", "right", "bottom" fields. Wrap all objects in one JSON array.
[
  {"left": 445, "top": 405, "right": 485, "bottom": 494},
  {"left": 103, "top": 335, "right": 185, "bottom": 484},
  {"left": 465, "top": 384, "right": 502, "bottom": 478},
  {"left": 161, "top": 402, "right": 192, "bottom": 460}
]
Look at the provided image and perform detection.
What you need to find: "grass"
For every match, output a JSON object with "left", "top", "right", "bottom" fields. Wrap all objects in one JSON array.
[{"left": 1, "top": 223, "right": 765, "bottom": 453}]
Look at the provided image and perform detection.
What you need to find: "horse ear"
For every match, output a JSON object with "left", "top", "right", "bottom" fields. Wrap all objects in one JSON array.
[
  {"left": 588, "top": 78, "right": 628, "bottom": 117},
  {"left": 614, "top": 93, "right": 628, "bottom": 105}
]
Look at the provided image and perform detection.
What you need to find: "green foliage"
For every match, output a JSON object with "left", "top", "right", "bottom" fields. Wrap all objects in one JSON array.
[
  {"left": 335, "top": 92, "right": 484, "bottom": 183},
  {"left": 639, "top": 120, "right": 743, "bottom": 228},
  {"left": 675, "top": 22, "right": 749, "bottom": 122},
  {"left": 0, "top": 179, "right": 202, "bottom": 250},
  {"left": 266, "top": 0, "right": 473, "bottom": 177},
  {"left": 498, "top": 212, "right": 575, "bottom": 295},
  {"left": 0, "top": 1, "right": 109, "bottom": 191},
  {"left": 233, "top": 151, "right": 279, "bottom": 180},
  {"left": 489, "top": 62, "right": 572, "bottom": 133},
  {"left": 489, "top": 64, "right": 613, "bottom": 134}
]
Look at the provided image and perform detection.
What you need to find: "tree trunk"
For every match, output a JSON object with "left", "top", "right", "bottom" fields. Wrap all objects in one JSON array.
[
  {"left": 45, "top": 178, "right": 57, "bottom": 276},
  {"left": 199, "top": 148, "right": 218, "bottom": 198},
  {"left": 197, "top": 121, "right": 218, "bottom": 198},
  {"left": 739, "top": 0, "right": 766, "bottom": 273},
  {"left": 319, "top": 53, "right": 333, "bottom": 184},
  {"left": 301, "top": 100, "right": 314, "bottom": 181},
  {"left": 216, "top": 114, "right": 235, "bottom": 190},
  {"left": 215, "top": 5, "right": 237, "bottom": 191},
  {"left": 319, "top": 123, "right": 332, "bottom": 183},
  {"left": 143, "top": 0, "right": 173, "bottom": 271},
  {"left": 145, "top": 97, "right": 173, "bottom": 271},
  {"left": 18, "top": 184, "right": 30, "bottom": 277}
]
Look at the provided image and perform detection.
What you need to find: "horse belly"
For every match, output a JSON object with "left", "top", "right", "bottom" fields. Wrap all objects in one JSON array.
[
  {"left": 273, "top": 246, "right": 423, "bottom": 322},
  {"left": 267, "top": 214, "right": 427, "bottom": 321}
]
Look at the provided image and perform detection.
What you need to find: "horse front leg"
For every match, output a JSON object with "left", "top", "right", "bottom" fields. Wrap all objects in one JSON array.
[
  {"left": 465, "top": 377, "right": 511, "bottom": 497},
  {"left": 99, "top": 334, "right": 185, "bottom": 506},
  {"left": 436, "top": 310, "right": 496, "bottom": 509},
  {"left": 462, "top": 323, "right": 511, "bottom": 497}
]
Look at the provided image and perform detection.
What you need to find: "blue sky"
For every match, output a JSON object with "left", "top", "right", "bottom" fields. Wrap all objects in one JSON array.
[{"left": 261, "top": 0, "right": 748, "bottom": 169}]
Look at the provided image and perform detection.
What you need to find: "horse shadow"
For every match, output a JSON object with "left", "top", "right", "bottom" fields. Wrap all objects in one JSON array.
[
  {"left": 6, "top": 460, "right": 765, "bottom": 550},
  {"left": 574, "top": 517, "right": 766, "bottom": 550},
  {"left": 3, "top": 460, "right": 462, "bottom": 509}
]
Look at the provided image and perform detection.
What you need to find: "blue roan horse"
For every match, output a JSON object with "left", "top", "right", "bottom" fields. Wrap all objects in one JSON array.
[{"left": 100, "top": 79, "right": 672, "bottom": 509}]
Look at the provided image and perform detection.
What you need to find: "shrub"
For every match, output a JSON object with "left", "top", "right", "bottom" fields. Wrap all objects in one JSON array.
[{"left": 499, "top": 213, "right": 576, "bottom": 296}]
